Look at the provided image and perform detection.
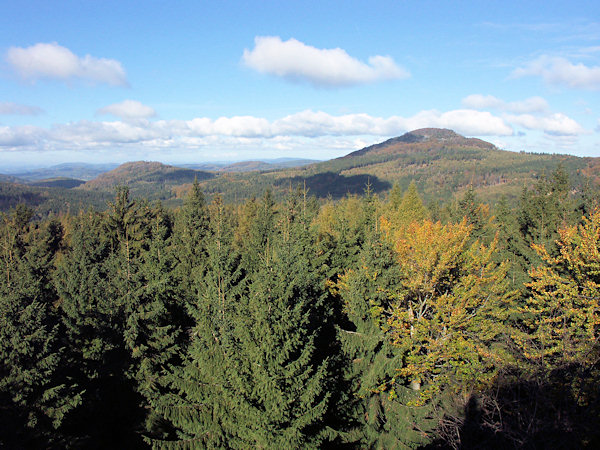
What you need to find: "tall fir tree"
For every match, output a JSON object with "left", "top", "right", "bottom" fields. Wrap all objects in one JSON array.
[{"left": 174, "top": 178, "right": 211, "bottom": 308}]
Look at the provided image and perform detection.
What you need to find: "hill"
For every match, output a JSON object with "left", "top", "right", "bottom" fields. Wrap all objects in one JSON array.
[
  {"left": 0, "top": 181, "right": 111, "bottom": 216},
  {"left": 196, "top": 128, "right": 594, "bottom": 204},
  {"left": 2, "top": 129, "right": 598, "bottom": 214},
  {"left": 0, "top": 174, "right": 25, "bottom": 184},
  {"left": 79, "top": 161, "right": 215, "bottom": 202},
  {"left": 29, "top": 177, "right": 86, "bottom": 189}
]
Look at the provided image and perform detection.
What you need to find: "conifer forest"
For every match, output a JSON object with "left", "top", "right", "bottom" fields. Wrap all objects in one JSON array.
[{"left": 3, "top": 167, "right": 600, "bottom": 449}]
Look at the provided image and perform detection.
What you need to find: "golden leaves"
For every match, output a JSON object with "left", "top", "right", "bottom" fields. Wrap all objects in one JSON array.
[{"left": 523, "top": 208, "right": 600, "bottom": 367}]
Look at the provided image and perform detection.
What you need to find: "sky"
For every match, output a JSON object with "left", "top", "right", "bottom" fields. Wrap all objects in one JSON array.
[{"left": 1, "top": 0, "right": 599, "bottom": 170}]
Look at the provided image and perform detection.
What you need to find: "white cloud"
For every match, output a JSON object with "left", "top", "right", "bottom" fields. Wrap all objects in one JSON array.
[
  {"left": 0, "top": 125, "right": 46, "bottom": 147},
  {"left": 97, "top": 100, "right": 156, "bottom": 120},
  {"left": 506, "top": 113, "right": 586, "bottom": 136},
  {"left": 242, "top": 36, "right": 409, "bottom": 87},
  {"left": 462, "top": 94, "right": 549, "bottom": 113},
  {"left": 461, "top": 94, "right": 586, "bottom": 136},
  {"left": 405, "top": 109, "right": 514, "bottom": 136},
  {"left": 0, "top": 102, "right": 43, "bottom": 115},
  {"left": 50, "top": 120, "right": 162, "bottom": 145},
  {"left": 512, "top": 55, "right": 600, "bottom": 90},
  {"left": 0, "top": 109, "right": 515, "bottom": 154},
  {"left": 6, "top": 42, "right": 128, "bottom": 86}
]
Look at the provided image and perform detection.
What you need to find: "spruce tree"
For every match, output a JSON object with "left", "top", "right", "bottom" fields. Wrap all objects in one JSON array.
[
  {"left": 55, "top": 207, "right": 144, "bottom": 447},
  {"left": 174, "top": 178, "right": 210, "bottom": 308},
  {"left": 124, "top": 203, "right": 184, "bottom": 435},
  {"left": 225, "top": 189, "right": 331, "bottom": 447},
  {"left": 153, "top": 195, "right": 245, "bottom": 448},
  {"left": 0, "top": 209, "right": 80, "bottom": 447},
  {"left": 156, "top": 190, "right": 333, "bottom": 448},
  {"left": 335, "top": 224, "right": 437, "bottom": 448}
]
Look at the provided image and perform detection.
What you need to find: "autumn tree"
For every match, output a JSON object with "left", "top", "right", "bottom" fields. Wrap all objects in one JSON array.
[
  {"left": 379, "top": 218, "right": 516, "bottom": 401},
  {"left": 519, "top": 207, "right": 600, "bottom": 368},
  {"left": 335, "top": 227, "right": 437, "bottom": 448}
]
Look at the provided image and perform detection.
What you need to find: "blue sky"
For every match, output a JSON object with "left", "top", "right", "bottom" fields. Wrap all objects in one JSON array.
[{"left": 1, "top": 0, "right": 599, "bottom": 169}]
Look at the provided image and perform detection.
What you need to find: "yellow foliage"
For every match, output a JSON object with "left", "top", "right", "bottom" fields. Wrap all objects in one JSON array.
[
  {"left": 521, "top": 208, "right": 600, "bottom": 368},
  {"left": 381, "top": 218, "right": 515, "bottom": 395}
]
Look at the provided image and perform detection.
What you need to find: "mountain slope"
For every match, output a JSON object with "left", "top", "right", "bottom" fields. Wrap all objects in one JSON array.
[
  {"left": 198, "top": 128, "right": 597, "bottom": 203},
  {"left": 80, "top": 161, "right": 214, "bottom": 199},
  {"left": 3, "top": 129, "right": 597, "bottom": 213}
]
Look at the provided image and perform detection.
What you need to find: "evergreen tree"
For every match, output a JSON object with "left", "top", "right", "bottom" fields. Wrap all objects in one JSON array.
[
  {"left": 0, "top": 209, "right": 80, "bottom": 447},
  {"left": 397, "top": 181, "right": 428, "bottom": 225},
  {"left": 55, "top": 207, "right": 144, "bottom": 447},
  {"left": 454, "top": 185, "right": 493, "bottom": 243},
  {"left": 335, "top": 228, "right": 438, "bottom": 448},
  {"left": 494, "top": 196, "right": 533, "bottom": 289},
  {"left": 518, "top": 165, "right": 575, "bottom": 251},
  {"left": 389, "top": 181, "right": 403, "bottom": 210},
  {"left": 174, "top": 178, "right": 210, "bottom": 306},
  {"left": 124, "top": 203, "right": 183, "bottom": 435},
  {"left": 153, "top": 194, "right": 245, "bottom": 448},
  {"left": 225, "top": 190, "right": 331, "bottom": 447},
  {"left": 157, "top": 190, "right": 333, "bottom": 448}
]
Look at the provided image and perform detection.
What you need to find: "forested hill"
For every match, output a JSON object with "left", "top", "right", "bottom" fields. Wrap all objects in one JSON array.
[
  {"left": 197, "top": 127, "right": 597, "bottom": 203},
  {"left": 80, "top": 161, "right": 214, "bottom": 193},
  {"left": 1, "top": 128, "right": 599, "bottom": 214}
]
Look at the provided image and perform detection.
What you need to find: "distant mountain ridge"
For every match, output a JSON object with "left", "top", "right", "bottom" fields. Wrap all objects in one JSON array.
[
  {"left": 1, "top": 128, "right": 598, "bottom": 214},
  {"left": 197, "top": 128, "right": 598, "bottom": 202},
  {"left": 180, "top": 158, "right": 320, "bottom": 172},
  {"left": 9, "top": 163, "right": 120, "bottom": 181}
]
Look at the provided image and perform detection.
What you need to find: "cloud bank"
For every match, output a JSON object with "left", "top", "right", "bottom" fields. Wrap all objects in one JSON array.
[
  {"left": 242, "top": 36, "right": 409, "bottom": 87},
  {"left": 512, "top": 56, "right": 600, "bottom": 90},
  {"left": 506, "top": 113, "right": 586, "bottom": 136},
  {"left": 6, "top": 42, "right": 128, "bottom": 86},
  {"left": 463, "top": 94, "right": 585, "bottom": 136},
  {"left": 97, "top": 100, "right": 156, "bottom": 120},
  {"left": 0, "top": 108, "right": 513, "bottom": 153}
]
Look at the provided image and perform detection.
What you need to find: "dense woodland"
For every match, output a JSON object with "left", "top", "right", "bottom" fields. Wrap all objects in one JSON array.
[{"left": 2, "top": 166, "right": 600, "bottom": 449}]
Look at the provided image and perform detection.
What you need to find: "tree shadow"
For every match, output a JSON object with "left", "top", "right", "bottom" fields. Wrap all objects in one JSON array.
[
  {"left": 275, "top": 171, "right": 391, "bottom": 199},
  {"left": 426, "top": 363, "right": 600, "bottom": 449}
]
